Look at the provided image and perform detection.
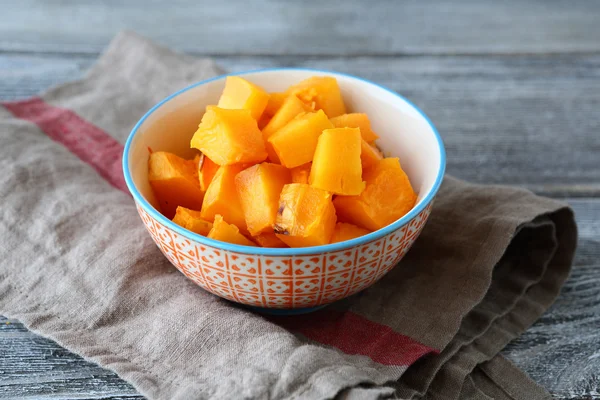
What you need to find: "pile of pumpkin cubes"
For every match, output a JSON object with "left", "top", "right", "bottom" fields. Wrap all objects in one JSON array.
[{"left": 148, "top": 76, "right": 416, "bottom": 247}]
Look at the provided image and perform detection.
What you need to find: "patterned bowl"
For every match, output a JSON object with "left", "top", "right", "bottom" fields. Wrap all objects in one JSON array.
[{"left": 123, "top": 68, "right": 445, "bottom": 310}]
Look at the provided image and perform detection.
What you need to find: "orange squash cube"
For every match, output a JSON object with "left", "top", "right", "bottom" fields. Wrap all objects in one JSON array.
[
  {"left": 190, "top": 106, "right": 267, "bottom": 166},
  {"left": 285, "top": 76, "right": 346, "bottom": 118},
  {"left": 198, "top": 154, "right": 220, "bottom": 191},
  {"left": 235, "top": 163, "right": 291, "bottom": 236},
  {"left": 329, "top": 113, "right": 379, "bottom": 142},
  {"left": 172, "top": 206, "right": 213, "bottom": 236},
  {"left": 252, "top": 232, "right": 288, "bottom": 248},
  {"left": 290, "top": 163, "right": 311, "bottom": 184},
  {"left": 263, "top": 92, "right": 287, "bottom": 117},
  {"left": 148, "top": 151, "right": 205, "bottom": 219},
  {"left": 330, "top": 222, "right": 371, "bottom": 243},
  {"left": 360, "top": 139, "right": 384, "bottom": 169},
  {"left": 201, "top": 164, "right": 248, "bottom": 233},
  {"left": 274, "top": 183, "right": 337, "bottom": 247},
  {"left": 268, "top": 110, "right": 333, "bottom": 168},
  {"left": 208, "top": 215, "right": 256, "bottom": 246},
  {"left": 217, "top": 76, "right": 270, "bottom": 120},
  {"left": 309, "top": 127, "right": 365, "bottom": 195},
  {"left": 333, "top": 158, "right": 416, "bottom": 231},
  {"left": 257, "top": 114, "right": 271, "bottom": 130}
]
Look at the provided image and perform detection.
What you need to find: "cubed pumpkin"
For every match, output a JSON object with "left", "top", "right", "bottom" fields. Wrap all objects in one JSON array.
[
  {"left": 329, "top": 113, "right": 379, "bottom": 142},
  {"left": 190, "top": 106, "right": 267, "bottom": 166},
  {"left": 290, "top": 163, "right": 311, "bottom": 184},
  {"left": 263, "top": 92, "right": 287, "bottom": 117},
  {"left": 285, "top": 76, "right": 346, "bottom": 118},
  {"left": 148, "top": 151, "right": 205, "bottom": 219},
  {"left": 274, "top": 183, "right": 337, "bottom": 247},
  {"left": 198, "top": 154, "right": 220, "bottom": 191},
  {"left": 360, "top": 139, "right": 384, "bottom": 169},
  {"left": 268, "top": 110, "right": 333, "bottom": 168},
  {"left": 201, "top": 164, "right": 248, "bottom": 233},
  {"left": 235, "top": 163, "right": 291, "bottom": 236},
  {"left": 172, "top": 206, "right": 213, "bottom": 236},
  {"left": 208, "top": 215, "right": 256, "bottom": 246},
  {"left": 333, "top": 158, "right": 416, "bottom": 231},
  {"left": 217, "top": 76, "right": 270, "bottom": 120},
  {"left": 252, "top": 232, "right": 288, "bottom": 248},
  {"left": 330, "top": 222, "right": 371, "bottom": 243},
  {"left": 309, "top": 127, "right": 365, "bottom": 195}
]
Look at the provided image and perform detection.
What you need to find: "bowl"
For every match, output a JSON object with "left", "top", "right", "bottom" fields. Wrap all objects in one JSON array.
[{"left": 123, "top": 68, "right": 445, "bottom": 310}]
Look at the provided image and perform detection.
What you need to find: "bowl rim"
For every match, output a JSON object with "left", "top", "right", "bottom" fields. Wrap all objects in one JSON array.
[{"left": 123, "top": 67, "right": 446, "bottom": 256}]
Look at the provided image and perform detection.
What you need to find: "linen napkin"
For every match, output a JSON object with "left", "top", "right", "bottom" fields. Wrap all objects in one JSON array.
[{"left": 0, "top": 31, "right": 576, "bottom": 400}]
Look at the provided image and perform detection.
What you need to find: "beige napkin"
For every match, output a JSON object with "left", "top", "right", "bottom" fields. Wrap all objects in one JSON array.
[{"left": 0, "top": 32, "right": 576, "bottom": 400}]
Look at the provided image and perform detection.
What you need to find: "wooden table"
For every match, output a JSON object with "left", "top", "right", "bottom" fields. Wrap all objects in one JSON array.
[{"left": 1, "top": 1, "right": 599, "bottom": 398}]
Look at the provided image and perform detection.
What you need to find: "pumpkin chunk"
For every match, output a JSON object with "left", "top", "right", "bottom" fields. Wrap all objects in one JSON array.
[
  {"left": 208, "top": 215, "right": 256, "bottom": 246},
  {"left": 274, "top": 183, "right": 337, "bottom": 247},
  {"left": 330, "top": 113, "right": 379, "bottom": 142},
  {"left": 217, "top": 76, "right": 270, "bottom": 120},
  {"left": 198, "top": 154, "right": 220, "bottom": 191},
  {"left": 263, "top": 92, "right": 287, "bottom": 117},
  {"left": 190, "top": 106, "right": 267, "bottom": 166},
  {"left": 268, "top": 110, "right": 333, "bottom": 168},
  {"left": 309, "top": 127, "right": 365, "bottom": 195},
  {"left": 172, "top": 206, "right": 213, "bottom": 236},
  {"left": 333, "top": 158, "right": 416, "bottom": 231},
  {"left": 285, "top": 76, "right": 346, "bottom": 118},
  {"left": 290, "top": 163, "right": 311, "bottom": 184},
  {"left": 330, "top": 222, "right": 371, "bottom": 243},
  {"left": 262, "top": 95, "right": 313, "bottom": 163},
  {"left": 360, "top": 139, "right": 384, "bottom": 169},
  {"left": 252, "top": 232, "right": 288, "bottom": 248},
  {"left": 201, "top": 164, "right": 248, "bottom": 233},
  {"left": 235, "top": 163, "right": 291, "bottom": 236},
  {"left": 148, "top": 151, "right": 205, "bottom": 219}
]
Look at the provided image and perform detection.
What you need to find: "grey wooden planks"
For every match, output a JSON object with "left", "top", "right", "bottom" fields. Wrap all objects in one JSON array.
[
  {"left": 0, "top": 197, "right": 598, "bottom": 400},
  {"left": 1, "top": 53, "right": 599, "bottom": 195},
  {"left": 0, "top": 0, "right": 599, "bottom": 56}
]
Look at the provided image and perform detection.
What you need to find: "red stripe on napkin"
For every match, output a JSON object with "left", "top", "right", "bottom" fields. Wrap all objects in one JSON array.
[
  {"left": 273, "top": 310, "right": 437, "bottom": 366},
  {"left": 2, "top": 97, "right": 128, "bottom": 192},
  {"left": 2, "top": 97, "right": 436, "bottom": 367}
]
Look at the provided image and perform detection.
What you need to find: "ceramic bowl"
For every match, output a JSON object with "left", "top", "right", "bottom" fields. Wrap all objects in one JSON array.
[{"left": 123, "top": 68, "right": 445, "bottom": 310}]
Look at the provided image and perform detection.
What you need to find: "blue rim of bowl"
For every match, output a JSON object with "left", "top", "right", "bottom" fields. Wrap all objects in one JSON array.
[{"left": 123, "top": 67, "right": 446, "bottom": 256}]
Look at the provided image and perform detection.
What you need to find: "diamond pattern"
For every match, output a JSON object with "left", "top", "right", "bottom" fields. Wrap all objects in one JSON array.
[{"left": 136, "top": 201, "right": 433, "bottom": 309}]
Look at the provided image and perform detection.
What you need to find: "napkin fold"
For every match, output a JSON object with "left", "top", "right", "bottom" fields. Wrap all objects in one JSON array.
[{"left": 0, "top": 32, "right": 576, "bottom": 400}]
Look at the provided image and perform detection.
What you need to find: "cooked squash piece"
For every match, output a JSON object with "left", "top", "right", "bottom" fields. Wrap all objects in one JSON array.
[
  {"left": 333, "top": 158, "right": 416, "bottom": 231},
  {"left": 360, "top": 139, "right": 384, "bottom": 169},
  {"left": 201, "top": 164, "right": 248, "bottom": 233},
  {"left": 268, "top": 110, "right": 333, "bottom": 168},
  {"left": 329, "top": 113, "right": 379, "bottom": 142},
  {"left": 235, "top": 163, "right": 291, "bottom": 236},
  {"left": 190, "top": 106, "right": 267, "bottom": 166},
  {"left": 263, "top": 92, "right": 287, "bottom": 117},
  {"left": 208, "top": 215, "right": 256, "bottom": 246},
  {"left": 262, "top": 95, "right": 312, "bottom": 138},
  {"left": 172, "top": 206, "right": 213, "bottom": 236},
  {"left": 330, "top": 222, "right": 371, "bottom": 243},
  {"left": 274, "top": 183, "right": 337, "bottom": 247},
  {"left": 257, "top": 114, "right": 271, "bottom": 130},
  {"left": 198, "top": 154, "right": 220, "bottom": 191},
  {"left": 309, "top": 127, "right": 365, "bottom": 195},
  {"left": 285, "top": 76, "right": 346, "bottom": 118},
  {"left": 217, "top": 76, "right": 270, "bottom": 120},
  {"left": 252, "top": 232, "right": 288, "bottom": 248},
  {"left": 290, "top": 163, "right": 311, "bottom": 184},
  {"left": 148, "top": 151, "right": 205, "bottom": 219}
]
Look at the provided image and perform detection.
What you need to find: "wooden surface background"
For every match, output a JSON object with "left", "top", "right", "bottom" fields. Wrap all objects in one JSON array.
[{"left": 0, "top": 0, "right": 599, "bottom": 399}]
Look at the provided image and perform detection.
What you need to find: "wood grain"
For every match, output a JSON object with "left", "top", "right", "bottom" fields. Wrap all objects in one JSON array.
[
  {"left": 0, "top": 198, "right": 597, "bottom": 400},
  {"left": 0, "top": 0, "right": 599, "bottom": 56},
  {"left": 1, "top": 53, "right": 598, "bottom": 195}
]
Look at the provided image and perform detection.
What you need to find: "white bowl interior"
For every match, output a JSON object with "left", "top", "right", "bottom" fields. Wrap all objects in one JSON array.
[{"left": 128, "top": 70, "right": 442, "bottom": 213}]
